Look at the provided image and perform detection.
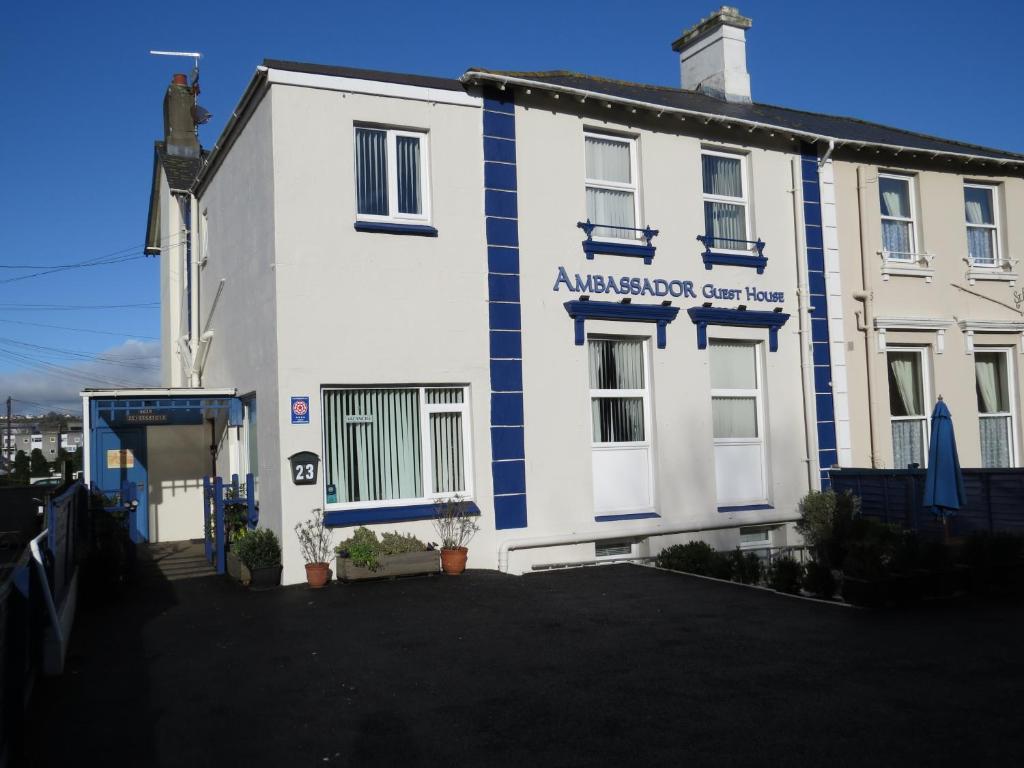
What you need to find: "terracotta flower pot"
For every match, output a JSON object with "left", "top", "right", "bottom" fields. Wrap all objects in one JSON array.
[
  {"left": 440, "top": 547, "right": 468, "bottom": 575},
  {"left": 305, "top": 562, "right": 332, "bottom": 588}
]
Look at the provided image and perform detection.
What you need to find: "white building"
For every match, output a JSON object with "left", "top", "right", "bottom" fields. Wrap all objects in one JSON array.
[{"left": 86, "top": 6, "right": 1023, "bottom": 582}]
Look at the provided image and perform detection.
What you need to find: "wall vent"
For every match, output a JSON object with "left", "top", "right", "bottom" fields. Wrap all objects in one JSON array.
[{"left": 595, "top": 540, "right": 632, "bottom": 558}]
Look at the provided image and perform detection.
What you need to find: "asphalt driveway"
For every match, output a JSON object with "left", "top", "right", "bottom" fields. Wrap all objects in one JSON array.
[{"left": 27, "top": 565, "right": 1024, "bottom": 767}]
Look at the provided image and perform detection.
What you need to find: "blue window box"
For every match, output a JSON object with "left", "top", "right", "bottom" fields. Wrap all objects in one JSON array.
[
  {"left": 354, "top": 221, "right": 438, "bottom": 237},
  {"left": 697, "top": 235, "right": 767, "bottom": 274},
  {"left": 578, "top": 221, "right": 659, "bottom": 265}
]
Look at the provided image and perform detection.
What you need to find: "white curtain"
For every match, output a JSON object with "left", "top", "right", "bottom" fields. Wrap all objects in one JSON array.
[
  {"left": 324, "top": 389, "right": 422, "bottom": 502},
  {"left": 965, "top": 188, "right": 995, "bottom": 264},
  {"left": 356, "top": 128, "right": 388, "bottom": 216},
  {"left": 892, "top": 421, "right": 924, "bottom": 468},
  {"left": 980, "top": 418, "right": 1011, "bottom": 468},
  {"left": 585, "top": 137, "right": 631, "bottom": 183},
  {"left": 975, "top": 355, "right": 1003, "bottom": 414},
  {"left": 888, "top": 354, "right": 921, "bottom": 416},
  {"left": 880, "top": 177, "right": 912, "bottom": 257},
  {"left": 702, "top": 155, "right": 746, "bottom": 246},
  {"left": 396, "top": 135, "right": 421, "bottom": 214},
  {"left": 710, "top": 342, "right": 756, "bottom": 389},
  {"left": 712, "top": 397, "right": 758, "bottom": 438}
]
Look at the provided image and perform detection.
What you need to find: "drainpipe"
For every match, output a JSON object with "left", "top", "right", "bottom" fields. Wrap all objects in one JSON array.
[
  {"left": 790, "top": 157, "right": 819, "bottom": 490},
  {"left": 498, "top": 516, "right": 800, "bottom": 573},
  {"left": 855, "top": 166, "right": 881, "bottom": 468}
]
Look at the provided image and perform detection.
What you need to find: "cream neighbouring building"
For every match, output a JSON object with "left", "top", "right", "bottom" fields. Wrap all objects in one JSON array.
[
  {"left": 130, "top": 7, "right": 1024, "bottom": 583},
  {"left": 834, "top": 157, "right": 1024, "bottom": 471}
]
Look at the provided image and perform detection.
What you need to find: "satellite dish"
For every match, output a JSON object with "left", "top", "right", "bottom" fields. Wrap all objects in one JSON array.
[{"left": 192, "top": 104, "right": 212, "bottom": 125}]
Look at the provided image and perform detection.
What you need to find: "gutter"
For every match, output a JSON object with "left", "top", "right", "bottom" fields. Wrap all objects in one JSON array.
[
  {"left": 461, "top": 72, "right": 1023, "bottom": 168},
  {"left": 497, "top": 516, "right": 799, "bottom": 572},
  {"left": 192, "top": 66, "right": 270, "bottom": 196}
]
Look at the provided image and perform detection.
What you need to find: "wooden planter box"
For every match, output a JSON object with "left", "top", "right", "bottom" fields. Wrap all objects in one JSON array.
[
  {"left": 226, "top": 550, "right": 252, "bottom": 585},
  {"left": 337, "top": 550, "right": 440, "bottom": 582}
]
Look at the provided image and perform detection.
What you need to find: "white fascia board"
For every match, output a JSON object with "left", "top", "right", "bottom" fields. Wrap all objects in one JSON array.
[
  {"left": 462, "top": 72, "right": 1022, "bottom": 167},
  {"left": 79, "top": 387, "right": 237, "bottom": 398},
  {"left": 266, "top": 68, "right": 480, "bottom": 108}
]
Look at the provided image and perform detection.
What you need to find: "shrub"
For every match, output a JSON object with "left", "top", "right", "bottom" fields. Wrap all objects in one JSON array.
[
  {"left": 380, "top": 531, "right": 428, "bottom": 555},
  {"left": 802, "top": 560, "right": 837, "bottom": 599},
  {"left": 335, "top": 526, "right": 382, "bottom": 571},
  {"left": 796, "top": 490, "right": 860, "bottom": 570},
  {"left": 294, "top": 508, "right": 334, "bottom": 565},
  {"left": 656, "top": 541, "right": 716, "bottom": 574},
  {"left": 433, "top": 495, "right": 479, "bottom": 550},
  {"left": 234, "top": 528, "right": 281, "bottom": 569},
  {"left": 767, "top": 556, "right": 802, "bottom": 594},
  {"left": 730, "top": 549, "right": 764, "bottom": 585}
]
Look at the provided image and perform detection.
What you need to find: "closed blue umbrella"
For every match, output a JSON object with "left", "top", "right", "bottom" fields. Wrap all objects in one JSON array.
[{"left": 922, "top": 397, "right": 966, "bottom": 538}]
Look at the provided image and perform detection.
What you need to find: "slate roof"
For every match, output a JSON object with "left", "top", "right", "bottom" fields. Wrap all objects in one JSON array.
[
  {"left": 466, "top": 69, "right": 1024, "bottom": 163},
  {"left": 155, "top": 141, "right": 205, "bottom": 191}
]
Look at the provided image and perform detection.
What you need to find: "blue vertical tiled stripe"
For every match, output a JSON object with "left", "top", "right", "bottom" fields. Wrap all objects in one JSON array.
[
  {"left": 483, "top": 89, "right": 527, "bottom": 529},
  {"left": 801, "top": 143, "right": 835, "bottom": 489}
]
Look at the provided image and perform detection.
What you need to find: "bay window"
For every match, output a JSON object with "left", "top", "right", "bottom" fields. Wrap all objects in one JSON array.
[
  {"left": 702, "top": 150, "right": 748, "bottom": 249},
  {"left": 975, "top": 350, "right": 1015, "bottom": 468},
  {"left": 887, "top": 349, "right": 928, "bottom": 468},
  {"left": 584, "top": 133, "right": 639, "bottom": 240},
  {"left": 879, "top": 174, "right": 917, "bottom": 260},
  {"left": 964, "top": 184, "right": 1000, "bottom": 267},
  {"left": 322, "top": 386, "right": 470, "bottom": 507},
  {"left": 354, "top": 126, "right": 430, "bottom": 222}
]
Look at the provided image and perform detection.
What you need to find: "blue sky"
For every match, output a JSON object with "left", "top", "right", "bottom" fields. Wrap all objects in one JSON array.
[{"left": 1, "top": 0, "right": 1021, "bottom": 414}]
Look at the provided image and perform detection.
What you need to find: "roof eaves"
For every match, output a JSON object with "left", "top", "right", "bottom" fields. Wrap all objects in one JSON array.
[{"left": 461, "top": 70, "right": 1024, "bottom": 166}]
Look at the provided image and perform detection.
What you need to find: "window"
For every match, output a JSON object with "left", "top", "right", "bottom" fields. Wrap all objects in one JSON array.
[
  {"left": 702, "top": 150, "right": 748, "bottom": 250},
  {"left": 322, "top": 387, "right": 470, "bottom": 507},
  {"left": 588, "top": 338, "right": 654, "bottom": 513},
  {"left": 739, "top": 526, "right": 770, "bottom": 548},
  {"left": 975, "top": 350, "right": 1015, "bottom": 468},
  {"left": 710, "top": 340, "right": 767, "bottom": 505},
  {"left": 879, "top": 174, "right": 917, "bottom": 260},
  {"left": 964, "top": 184, "right": 1000, "bottom": 267},
  {"left": 354, "top": 127, "right": 430, "bottom": 222},
  {"left": 584, "top": 133, "right": 639, "bottom": 240},
  {"left": 887, "top": 349, "right": 928, "bottom": 468}
]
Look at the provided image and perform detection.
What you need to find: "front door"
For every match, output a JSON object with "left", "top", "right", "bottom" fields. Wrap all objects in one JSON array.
[{"left": 92, "top": 428, "right": 149, "bottom": 542}]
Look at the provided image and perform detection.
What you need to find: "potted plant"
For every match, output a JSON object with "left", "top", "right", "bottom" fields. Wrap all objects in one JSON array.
[
  {"left": 335, "top": 527, "right": 439, "bottom": 581},
  {"left": 432, "top": 495, "right": 479, "bottom": 575},
  {"left": 295, "top": 507, "right": 334, "bottom": 587},
  {"left": 226, "top": 527, "right": 251, "bottom": 583},
  {"left": 234, "top": 528, "right": 282, "bottom": 590}
]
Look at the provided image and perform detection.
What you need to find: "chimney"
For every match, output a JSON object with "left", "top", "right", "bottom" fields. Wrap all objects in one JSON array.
[
  {"left": 671, "top": 6, "right": 753, "bottom": 103},
  {"left": 163, "top": 73, "right": 200, "bottom": 158}
]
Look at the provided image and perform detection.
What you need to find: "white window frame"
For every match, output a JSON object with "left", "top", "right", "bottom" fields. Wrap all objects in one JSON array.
[
  {"left": 583, "top": 131, "right": 641, "bottom": 243},
  {"left": 964, "top": 182, "right": 1001, "bottom": 268},
  {"left": 321, "top": 385, "right": 473, "bottom": 511},
  {"left": 975, "top": 347, "right": 1017, "bottom": 468},
  {"left": 701, "top": 148, "right": 752, "bottom": 254},
  {"left": 878, "top": 173, "right": 919, "bottom": 263},
  {"left": 886, "top": 347, "right": 930, "bottom": 468},
  {"left": 710, "top": 339, "right": 768, "bottom": 505},
  {"left": 353, "top": 126, "right": 432, "bottom": 225},
  {"left": 738, "top": 526, "right": 771, "bottom": 551}
]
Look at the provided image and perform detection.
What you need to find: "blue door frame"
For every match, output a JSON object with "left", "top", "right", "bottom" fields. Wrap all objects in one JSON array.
[{"left": 88, "top": 395, "right": 243, "bottom": 543}]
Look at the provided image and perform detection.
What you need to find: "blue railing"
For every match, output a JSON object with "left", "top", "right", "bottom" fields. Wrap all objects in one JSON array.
[
  {"left": 577, "top": 220, "right": 659, "bottom": 264},
  {"left": 697, "top": 234, "right": 768, "bottom": 273},
  {"left": 203, "top": 473, "right": 257, "bottom": 575}
]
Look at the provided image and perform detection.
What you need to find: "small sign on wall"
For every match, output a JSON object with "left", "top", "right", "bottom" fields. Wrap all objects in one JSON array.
[
  {"left": 107, "top": 449, "right": 134, "bottom": 469},
  {"left": 344, "top": 414, "right": 374, "bottom": 425},
  {"left": 288, "top": 451, "right": 320, "bottom": 485},
  {"left": 291, "top": 397, "right": 310, "bottom": 424}
]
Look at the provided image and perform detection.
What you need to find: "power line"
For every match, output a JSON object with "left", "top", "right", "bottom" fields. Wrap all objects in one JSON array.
[
  {"left": 0, "top": 318, "right": 159, "bottom": 340},
  {"left": 0, "top": 302, "right": 159, "bottom": 311},
  {"left": 0, "top": 232, "right": 184, "bottom": 270},
  {"left": 0, "top": 337, "right": 160, "bottom": 370}
]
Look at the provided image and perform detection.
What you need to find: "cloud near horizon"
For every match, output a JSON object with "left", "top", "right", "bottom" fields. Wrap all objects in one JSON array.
[{"left": 0, "top": 339, "right": 161, "bottom": 415}]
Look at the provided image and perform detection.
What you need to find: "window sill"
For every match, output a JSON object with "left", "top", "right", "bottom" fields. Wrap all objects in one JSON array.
[
  {"left": 881, "top": 262, "right": 934, "bottom": 283},
  {"left": 701, "top": 250, "right": 768, "bottom": 274},
  {"left": 324, "top": 500, "right": 479, "bottom": 526},
  {"left": 354, "top": 221, "right": 438, "bottom": 237},
  {"left": 967, "top": 267, "right": 1017, "bottom": 287},
  {"left": 594, "top": 511, "right": 660, "bottom": 522},
  {"left": 581, "top": 239, "right": 656, "bottom": 265},
  {"left": 717, "top": 503, "right": 774, "bottom": 513}
]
